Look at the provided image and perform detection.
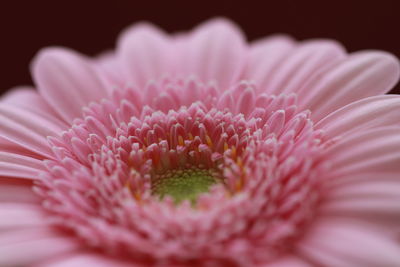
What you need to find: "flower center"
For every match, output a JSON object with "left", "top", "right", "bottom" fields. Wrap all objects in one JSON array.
[{"left": 151, "top": 167, "right": 221, "bottom": 204}]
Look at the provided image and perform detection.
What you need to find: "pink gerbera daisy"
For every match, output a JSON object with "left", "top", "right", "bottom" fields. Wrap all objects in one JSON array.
[{"left": 2, "top": 18, "right": 400, "bottom": 266}]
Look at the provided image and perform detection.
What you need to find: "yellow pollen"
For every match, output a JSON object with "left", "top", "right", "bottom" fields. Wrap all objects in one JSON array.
[
  {"left": 236, "top": 157, "right": 243, "bottom": 168},
  {"left": 231, "top": 146, "right": 237, "bottom": 158},
  {"left": 235, "top": 179, "right": 243, "bottom": 191},
  {"left": 206, "top": 135, "right": 213, "bottom": 148},
  {"left": 188, "top": 133, "right": 194, "bottom": 140},
  {"left": 124, "top": 180, "right": 132, "bottom": 192},
  {"left": 178, "top": 135, "right": 184, "bottom": 146},
  {"left": 224, "top": 142, "right": 229, "bottom": 152}
]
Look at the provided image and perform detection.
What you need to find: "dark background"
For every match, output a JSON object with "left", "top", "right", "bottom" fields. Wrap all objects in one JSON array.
[{"left": 1, "top": 1, "right": 399, "bottom": 94}]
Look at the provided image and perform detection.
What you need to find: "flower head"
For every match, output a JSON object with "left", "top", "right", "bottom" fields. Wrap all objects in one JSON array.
[{"left": 2, "top": 18, "right": 400, "bottom": 266}]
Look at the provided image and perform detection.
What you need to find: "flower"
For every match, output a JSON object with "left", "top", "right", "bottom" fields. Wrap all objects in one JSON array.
[{"left": 1, "top": 18, "right": 400, "bottom": 266}]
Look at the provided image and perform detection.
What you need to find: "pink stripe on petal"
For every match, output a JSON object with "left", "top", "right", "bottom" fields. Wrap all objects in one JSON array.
[
  {"left": 266, "top": 255, "right": 312, "bottom": 267},
  {"left": 1, "top": 87, "right": 68, "bottom": 128},
  {"left": 316, "top": 95, "right": 400, "bottom": 137},
  {"left": 329, "top": 181, "right": 400, "bottom": 199},
  {"left": 0, "top": 232, "right": 80, "bottom": 267},
  {"left": 117, "top": 22, "right": 172, "bottom": 88},
  {"left": 37, "top": 253, "right": 136, "bottom": 267},
  {"left": 321, "top": 196, "right": 400, "bottom": 218},
  {"left": 263, "top": 40, "right": 346, "bottom": 95},
  {"left": 325, "top": 127, "right": 400, "bottom": 176},
  {"left": 325, "top": 172, "right": 400, "bottom": 188},
  {"left": 0, "top": 203, "right": 48, "bottom": 229},
  {"left": 32, "top": 47, "right": 109, "bottom": 123},
  {"left": 244, "top": 35, "right": 295, "bottom": 93},
  {"left": 298, "top": 220, "right": 400, "bottom": 267},
  {"left": 0, "top": 178, "right": 39, "bottom": 203},
  {"left": 94, "top": 50, "right": 125, "bottom": 89},
  {"left": 0, "top": 104, "right": 62, "bottom": 158},
  {"left": 180, "top": 18, "right": 246, "bottom": 89},
  {"left": 298, "top": 51, "right": 400, "bottom": 122}
]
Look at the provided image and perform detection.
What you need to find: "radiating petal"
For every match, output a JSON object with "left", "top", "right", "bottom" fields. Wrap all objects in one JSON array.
[
  {"left": 0, "top": 104, "right": 62, "bottom": 158},
  {"left": 0, "top": 152, "right": 45, "bottom": 179},
  {"left": 37, "top": 253, "right": 136, "bottom": 267},
  {"left": 0, "top": 178, "right": 39, "bottom": 203},
  {"left": 265, "top": 255, "right": 312, "bottom": 267},
  {"left": 0, "top": 228, "right": 80, "bottom": 267},
  {"left": 316, "top": 95, "right": 400, "bottom": 137},
  {"left": 298, "top": 220, "right": 400, "bottom": 267},
  {"left": 320, "top": 127, "right": 400, "bottom": 221},
  {"left": 1, "top": 87, "right": 67, "bottom": 128},
  {"left": 180, "top": 18, "right": 246, "bottom": 89},
  {"left": 0, "top": 203, "right": 48, "bottom": 229},
  {"left": 117, "top": 22, "right": 172, "bottom": 88},
  {"left": 324, "top": 127, "right": 400, "bottom": 176},
  {"left": 32, "top": 48, "right": 109, "bottom": 123},
  {"left": 251, "top": 40, "right": 346, "bottom": 95},
  {"left": 297, "top": 51, "right": 400, "bottom": 121},
  {"left": 95, "top": 51, "right": 125, "bottom": 89},
  {"left": 244, "top": 35, "right": 295, "bottom": 93}
]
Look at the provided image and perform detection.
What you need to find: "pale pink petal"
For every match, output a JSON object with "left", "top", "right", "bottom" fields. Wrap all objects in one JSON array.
[
  {"left": 0, "top": 178, "right": 40, "bottom": 203},
  {"left": 321, "top": 194, "right": 400, "bottom": 220},
  {"left": 316, "top": 95, "right": 400, "bottom": 137},
  {"left": 95, "top": 51, "right": 124, "bottom": 89},
  {"left": 321, "top": 179, "right": 400, "bottom": 222},
  {"left": 0, "top": 136, "right": 42, "bottom": 159},
  {"left": 180, "top": 18, "right": 246, "bottom": 89},
  {"left": 320, "top": 127, "right": 400, "bottom": 220},
  {"left": 1, "top": 86, "right": 68, "bottom": 128},
  {"left": 252, "top": 40, "right": 346, "bottom": 95},
  {"left": 0, "top": 104, "right": 63, "bottom": 158},
  {"left": 265, "top": 255, "right": 312, "bottom": 267},
  {"left": 0, "top": 203, "right": 48, "bottom": 229},
  {"left": 32, "top": 47, "right": 109, "bottom": 123},
  {"left": 243, "top": 35, "right": 295, "bottom": 93},
  {"left": 117, "top": 22, "right": 172, "bottom": 88},
  {"left": 324, "top": 127, "right": 400, "bottom": 176},
  {"left": 297, "top": 51, "right": 400, "bottom": 121},
  {"left": 0, "top": 152, "right": 46, "bottom": 179},
  {"left": 298, "top": 220, "right": 400, "bottom": 267},
  {"left": 0, "top": 227, "right": 80, "bottom": 267},
  {"left": 37, "top": 253, "right": 137, "bottom": 267}
]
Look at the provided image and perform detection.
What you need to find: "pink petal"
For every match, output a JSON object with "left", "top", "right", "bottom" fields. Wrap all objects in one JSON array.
[
  {"left": 0, "top": 227, "right": 80, "bottom": 267},
  {"left": 298, "top": 51, "right": 400, "bottom": 121},
  {"left": 1, "top": 87, "right": 68, "bottom": 128},
  {"left": 298, "top": 220, "right": 400, "bottom": 267},
  {"left": 95, "top": 50, "right": 125, "bottom": 89},
  {"left": 0, "top": 178, "right": 40, "bottom": 203},
  {"left": 37, "top": 253, "right": 136, "bottom": 267},
  {"left": 0, "top": 203, "right": 48, "bottom": 229},
  {"left": 117, "top": 22, "right": 172, "bottom": 88},
  {"left": 253, "top": 40, "right": 346, "bottom": 95},
  {"left": 0, "top": 104, "right": 63, "bottom": 158},
  {"left": 322, "top": 179, "right": 400, "bottom": 222},
  {"left": 321, "top": 195, "right": 400, "bottom": 220},
  {"left": 32, "top": 47, "right": 109, "bottom": 123},
  {"left": 0, "top": 152, "right": 45, "bottom": 179},
  {"left": 324, "top": 127, "right": 400, "bottom": 176},
  {"left": 266, "top": 255, "right": 312, "bottom": 267},
  {"left": 321, "top": 127, "right": 400, "bottom": 220},
  {"left": 316, "top": 95, "right": 400, "bottom": 137},
  {"left": 179, "top": 18, "right": 246, "bottom": 89},
  {"left": 243, "top": 35, "right": 295, "bottom": 93}
]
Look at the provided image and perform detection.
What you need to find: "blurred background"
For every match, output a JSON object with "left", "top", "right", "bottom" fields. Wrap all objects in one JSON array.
[{"left": 1, "top": 0, "right": 399, "bottom": 93}]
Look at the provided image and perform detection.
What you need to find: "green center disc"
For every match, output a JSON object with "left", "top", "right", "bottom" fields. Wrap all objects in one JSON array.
[{"left": 152, "top": 167, "right": 219, "bottom": 204}]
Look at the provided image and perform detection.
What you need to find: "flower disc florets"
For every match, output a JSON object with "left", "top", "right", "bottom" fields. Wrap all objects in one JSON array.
[{"left": 35, "top": 79, "right": 327, "bottom": 265}]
